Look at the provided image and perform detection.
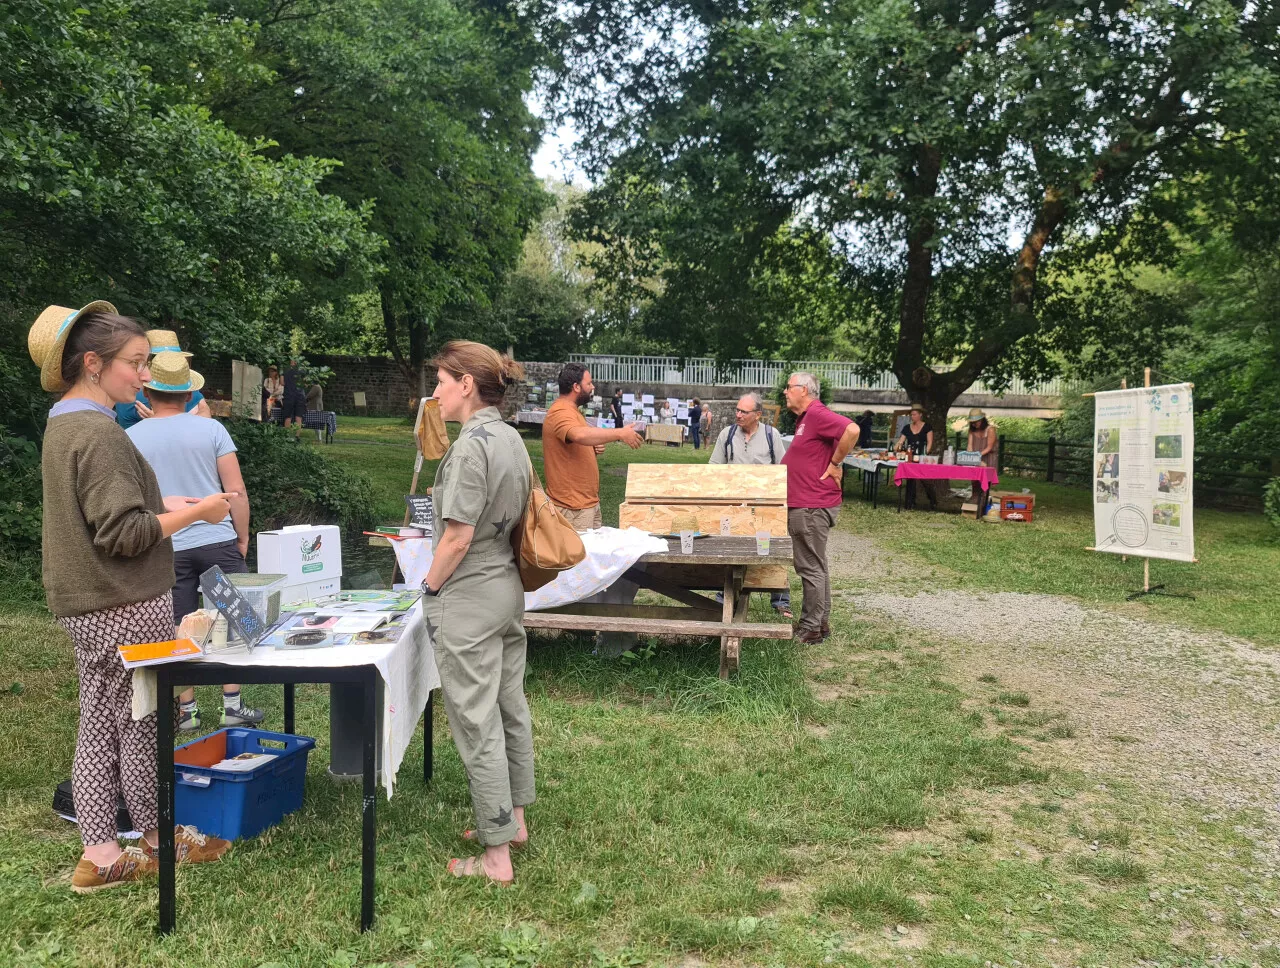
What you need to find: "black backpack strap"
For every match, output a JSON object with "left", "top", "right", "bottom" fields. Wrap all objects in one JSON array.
[
  {"left": 766, "top": 426, "right": 776, "bottom": 463},
  {"left": 725, "top": 424, "right": 736, "bottom": 462}
]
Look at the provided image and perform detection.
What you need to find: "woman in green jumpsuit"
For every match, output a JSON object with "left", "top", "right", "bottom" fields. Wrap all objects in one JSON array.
[{"left": 422, "top": 341, "right": 533, "bottom": 886}]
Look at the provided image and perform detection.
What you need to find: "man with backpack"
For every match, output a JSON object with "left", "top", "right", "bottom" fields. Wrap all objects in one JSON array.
[{"left": 708, "top": 393, "right": 793, "bottom": 619}]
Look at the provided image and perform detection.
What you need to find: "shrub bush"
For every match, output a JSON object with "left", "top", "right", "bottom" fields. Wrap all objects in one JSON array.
[
  {"left": 226, "top": 420, "right": 376, "bottom": 535},
  {"left": 1266, "top": 477, "right": 1280, "bottom": 530},
  {"left": 0, "top": 434, "right": 46, "bottom": 610}
]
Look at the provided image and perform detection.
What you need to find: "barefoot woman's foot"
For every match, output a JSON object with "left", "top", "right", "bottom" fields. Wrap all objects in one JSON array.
[{"left": 447, "top": 853, "right": 514, "bottom": 886}]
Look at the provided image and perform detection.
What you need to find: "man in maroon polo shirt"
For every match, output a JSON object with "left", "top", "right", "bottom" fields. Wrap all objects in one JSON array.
[{"left": 780, "top": 372, "right": 860, "bottom": 643}]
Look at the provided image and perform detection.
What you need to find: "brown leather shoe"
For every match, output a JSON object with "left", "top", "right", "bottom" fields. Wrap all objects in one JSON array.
[
  {"left": 142, "top": 825, "right": 232, "bottom": 864},
  {"left": 71, "top": 846, "right": 156, "bottom": 893},
  {"left": 797, "top": 629, "right": 827, "bottom": 645}
]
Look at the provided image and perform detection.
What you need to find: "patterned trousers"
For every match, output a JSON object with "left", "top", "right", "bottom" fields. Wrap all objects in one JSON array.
[{"left": 58, "top": 593, "right": 174, "bottom": 846}]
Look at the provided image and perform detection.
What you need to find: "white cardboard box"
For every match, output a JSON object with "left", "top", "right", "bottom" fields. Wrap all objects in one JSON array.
[{"left": 256, "top": 526, "right": 342, "bottom": 598}]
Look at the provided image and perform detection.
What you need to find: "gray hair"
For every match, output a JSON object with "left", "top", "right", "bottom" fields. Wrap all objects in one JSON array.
[
  {"left": 738, "top": 392, "right": 763, "bottom": 412},
  {"left": 790, "top": 372, "right": 819, "bottom": 396}
]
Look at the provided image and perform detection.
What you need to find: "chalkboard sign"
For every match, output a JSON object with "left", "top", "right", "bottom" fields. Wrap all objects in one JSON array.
[
  {"left": 404, "top": 495, "right": 434, "bottom": 532},
  {"left": 199, "top": 566, "right": 269, "bottom": 650}
]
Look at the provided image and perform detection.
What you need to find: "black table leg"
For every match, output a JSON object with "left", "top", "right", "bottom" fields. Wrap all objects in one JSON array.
[
  {"left": 360, "top": 667, "right": 376, "bottom": 932},
  {"left": 423, "top": 691, "right": 434, "bottom": 784},
  {"left": 283, "top": 683, "right": 295, "bottom": 734},
  {"left": 158, "top": 666, "right": 176, "bottom": 935}
]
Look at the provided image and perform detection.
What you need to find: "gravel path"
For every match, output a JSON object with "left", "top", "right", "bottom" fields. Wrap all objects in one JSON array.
[{"left": 826, "top": 530, "right": 1280, "bottom": 861}]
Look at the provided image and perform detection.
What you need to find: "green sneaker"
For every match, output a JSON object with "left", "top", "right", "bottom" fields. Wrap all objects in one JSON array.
[{"left": 221, "top": 705, "right": 266, "bottom": 727}]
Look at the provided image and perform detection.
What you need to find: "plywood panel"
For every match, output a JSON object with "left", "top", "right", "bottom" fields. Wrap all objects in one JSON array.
[
  {"left": 625, "top": 464, "right": 787, "bottom": 504},
  {"left": 619, "top": 503, "right": 787, "bottom": 536}
]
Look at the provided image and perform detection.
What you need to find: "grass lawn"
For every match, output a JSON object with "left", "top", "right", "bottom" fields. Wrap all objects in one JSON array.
[
  {"left": 839, "top": 474, "right": 1280, "bottom": 646},
  {"left": 1, "top": 416, "right": 1276, "bottom": 966}
]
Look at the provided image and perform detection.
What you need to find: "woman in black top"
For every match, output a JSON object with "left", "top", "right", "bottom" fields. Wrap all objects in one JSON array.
[{"left": 895, "top": 404, "right": 936, "bottom": 509}]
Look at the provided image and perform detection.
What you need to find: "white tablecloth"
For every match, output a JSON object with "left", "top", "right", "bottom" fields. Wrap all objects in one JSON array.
[
  {"left": 185, "top": 601, "right": 438, "bottom": 800},
  {"left": 392, "top": 527, "right": 668, "bottom": 612},
  {"left": 844, "top": 456, "right": 900, "bottom": 473}
]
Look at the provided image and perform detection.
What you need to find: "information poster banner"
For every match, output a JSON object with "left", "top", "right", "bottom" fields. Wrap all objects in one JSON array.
[{"left": 1092, "top": 383, "right": 1195, "bottom": 562}]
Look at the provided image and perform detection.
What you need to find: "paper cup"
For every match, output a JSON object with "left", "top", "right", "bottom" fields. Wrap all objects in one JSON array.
[
  {"left": 680, "top": 530, "right": 696, "bottom": 554},
  {"left": 755, "top": 530, "right": 770, "bottom": 556}
]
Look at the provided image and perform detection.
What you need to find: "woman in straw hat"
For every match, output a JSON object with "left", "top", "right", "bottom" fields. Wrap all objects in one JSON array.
[
  {"left": 966, "top": 407, "right": 998, "bottom": 503},
  {"left": 29, "top": 302, "right": 238, "bottom": 893}
]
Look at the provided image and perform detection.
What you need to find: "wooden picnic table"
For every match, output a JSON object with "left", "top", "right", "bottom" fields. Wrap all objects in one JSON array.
[{"left": 522, "top": 535, "right": 794, "bottom": 679}]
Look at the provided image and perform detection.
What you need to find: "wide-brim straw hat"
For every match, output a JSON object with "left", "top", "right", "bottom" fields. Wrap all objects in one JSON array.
[
  {"left": 28, "top": 301, "right": 119, "bottom": 392},
  {"left": 146, "top": 329, "right": 192, "bottom": 357},
  {"left": 909, "top": 402, "right": 927, "bottom": 414},
  {"left": 144, "top": 351, "right": 204, "bottom": 393},
  {"left": 967, "top": 407, "right": 988, "bottom": 422}
]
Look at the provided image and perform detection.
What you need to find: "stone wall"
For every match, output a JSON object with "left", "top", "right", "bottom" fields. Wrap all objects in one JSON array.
[
  {"left": 199, "top": 355, "right": 1059, "bottom": 422},
  {"left": 200, "top": 356, "right": 565, "bottom": 419}
]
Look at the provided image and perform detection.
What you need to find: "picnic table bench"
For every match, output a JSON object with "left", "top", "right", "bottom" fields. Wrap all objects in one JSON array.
[{"left": 523, "top": 535, "right": 793, "bottom": 678}]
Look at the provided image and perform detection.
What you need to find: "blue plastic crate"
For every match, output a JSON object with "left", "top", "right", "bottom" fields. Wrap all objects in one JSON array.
[{"left": 174, "top": 728, "right": 316, "bottom": 840}]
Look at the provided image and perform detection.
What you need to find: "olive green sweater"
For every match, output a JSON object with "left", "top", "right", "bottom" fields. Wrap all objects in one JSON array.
[{"left": 42, "top": 411, "right": 174, "bottom": 617}]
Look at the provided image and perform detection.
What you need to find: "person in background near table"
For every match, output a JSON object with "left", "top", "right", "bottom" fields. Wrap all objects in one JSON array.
[
  {"left": 28, "top": 303, "right": 236, "bottom": 893},
  {"left": 113, "top": 329, "right": 210, "bottom": 429},
  {"left": 127, "top": 352, "right": 262, "bottom": 732},
  {"left": 895, "top": 403, "right": 937, "bottom": 511},
  {"left": 542, "top": 363, "right": 643, "bottom": 530},
  {"left": 280, "top": 358, "right": 307, "bottom": 439},
  {"left": 967, "top": 408, "right": 998, "bottom": 504},
  {"left": 423, "top": 340, "right": 533, "bottom": 886},
  {"left": 709, "top": 392, "right": 793, "bottom": 619},
  {"left": 611, "top": 387, "right": 624, "bottom": 427},
  {"left": 781, "top": 372, "right": 859, "bottom": 644},
  {"left": 306, "top": 376, "right": 324, "bottom": 413},
  {"left": 856, "top": 410, "right": 875, "bottom": 450},
  {"left": 263, "top": 364, "right": 283, "bottom": 420},
  {"left": 689, "top": 397, "right": 703, "bottom": 449}
]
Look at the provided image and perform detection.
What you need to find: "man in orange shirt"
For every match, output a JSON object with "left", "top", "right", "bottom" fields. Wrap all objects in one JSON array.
[{"left": 542, "top": 363, "right": 643, "bottom": 529}]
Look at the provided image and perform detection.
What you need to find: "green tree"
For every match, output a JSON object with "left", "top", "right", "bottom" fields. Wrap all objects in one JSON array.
[
  {"left": 0, "top": 0, "right": 382, "bottom": 356},
  {"left": 210, "top": 0, "right": 548, "bottom": 394},
  {"left": 549, "top": 0, "right": 1280, "bottom": 442}
]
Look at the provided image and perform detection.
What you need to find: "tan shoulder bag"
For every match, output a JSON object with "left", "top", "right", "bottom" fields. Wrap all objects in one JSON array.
[{"left": 510, "top": 457, "right": 586, "bottom": 592}]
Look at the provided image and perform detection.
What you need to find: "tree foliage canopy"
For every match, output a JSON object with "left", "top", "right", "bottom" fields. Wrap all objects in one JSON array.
[
  {"left": 1, "top": 0, "right": 383, "bottom": 355},
  {"left": 208, "top": 0, "right": 547, "bottom": 388},
  {"left": 549, "top": 0, "right": 1280, "bottom": 418}
]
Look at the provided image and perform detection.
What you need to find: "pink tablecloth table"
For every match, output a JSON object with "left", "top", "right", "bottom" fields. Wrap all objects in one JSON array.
[{"left": 893, "top": 463, "right": 999, "bottom": 492}]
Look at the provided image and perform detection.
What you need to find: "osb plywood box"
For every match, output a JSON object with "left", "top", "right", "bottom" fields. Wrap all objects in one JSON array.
[
  {"left": 621, "top": 464, "right": 788, "bottom": 537},
  {"left": 619, "top": 503, "right": 787, "bottom": 536},
  {"left": 624, "top": 465, "right": 786, "bottom": 505}
]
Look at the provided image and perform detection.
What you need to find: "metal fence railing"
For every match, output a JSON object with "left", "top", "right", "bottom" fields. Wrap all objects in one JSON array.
[{"left": 571, "top": 354, "right": 1067, "bottom": 397}]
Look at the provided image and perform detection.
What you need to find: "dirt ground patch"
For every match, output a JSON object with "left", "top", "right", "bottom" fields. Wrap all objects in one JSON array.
[{"left": 825, "top": 529, "right": 1280, "bottom": 871}]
